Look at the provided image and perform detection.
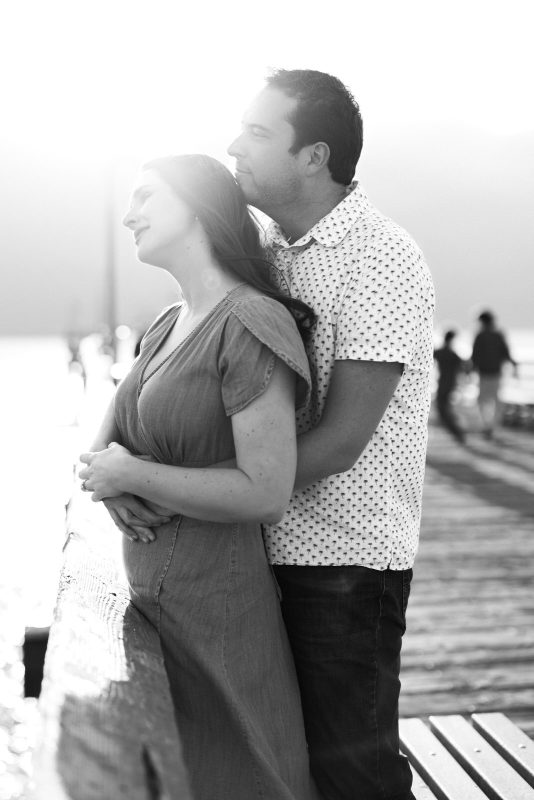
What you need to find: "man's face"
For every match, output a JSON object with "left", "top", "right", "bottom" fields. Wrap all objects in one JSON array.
[{"left": 227, "top": 87, "right": 306, "bottom": 215}]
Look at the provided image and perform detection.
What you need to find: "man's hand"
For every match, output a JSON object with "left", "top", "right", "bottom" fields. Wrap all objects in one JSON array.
[{"left": 103, "top": 494, "right": 173, "bottom": 543}]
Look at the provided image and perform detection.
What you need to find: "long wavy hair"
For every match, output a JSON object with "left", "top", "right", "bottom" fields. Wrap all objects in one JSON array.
[{"left": 143, "top": 154, "right": 316, "bottom": 340}]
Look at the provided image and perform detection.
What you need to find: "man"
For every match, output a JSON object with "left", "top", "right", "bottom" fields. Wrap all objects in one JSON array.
[
  {"left": 471, "top": 310, "right": 518, "bottom": 439},
  {"left": 433, "top": 329, "right": 467, "bottom": 443},
  {"left": 228, "top": 69, "right": 435, "bottom": 800}
]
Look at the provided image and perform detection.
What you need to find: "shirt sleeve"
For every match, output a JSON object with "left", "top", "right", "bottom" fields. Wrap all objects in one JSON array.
[
  {"left": 218, "top": 297, "right": 312, "bottom": 416},
  {"left": 334, "top": 232, "right": 428, "bottom": 365}
]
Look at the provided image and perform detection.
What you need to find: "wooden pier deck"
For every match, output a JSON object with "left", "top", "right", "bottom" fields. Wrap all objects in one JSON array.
[{"left": 400, "top": 423, "right": 534, "bottom": 736}]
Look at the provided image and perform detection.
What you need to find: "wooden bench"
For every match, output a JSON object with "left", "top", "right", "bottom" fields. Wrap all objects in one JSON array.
[
  {"left": 400, "top": 714, "right": 534, "bottom": 799},
  {"left": 29, "top": 490, "right": 193, "bottom": 800}
]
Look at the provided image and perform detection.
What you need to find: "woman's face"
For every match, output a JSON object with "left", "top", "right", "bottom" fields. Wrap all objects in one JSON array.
[{"left": 123, "top": 169, "right": 196, "bottom": 266}]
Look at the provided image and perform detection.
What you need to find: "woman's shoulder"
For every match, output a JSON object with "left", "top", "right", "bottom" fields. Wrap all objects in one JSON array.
[
  {"left": 223, "top": 287, "right": 311, "bottom": 408},
  {"left": 228, "top": 287, "right": 299, "bottom": 331}
]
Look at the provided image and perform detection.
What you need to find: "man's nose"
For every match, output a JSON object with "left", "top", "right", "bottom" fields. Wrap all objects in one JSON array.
[{"left": 227, "top": 134, "right": 244, "bottom": 158}]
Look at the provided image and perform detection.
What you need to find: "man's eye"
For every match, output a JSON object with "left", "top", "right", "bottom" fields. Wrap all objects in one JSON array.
[{"left": 250, "top": 127, "right": 266, "bottom": 137}]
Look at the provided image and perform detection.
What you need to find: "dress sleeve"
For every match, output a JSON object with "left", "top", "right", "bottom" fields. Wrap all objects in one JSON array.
[{"left": 218, "top": 297, "right": 311, "bottom": 416}]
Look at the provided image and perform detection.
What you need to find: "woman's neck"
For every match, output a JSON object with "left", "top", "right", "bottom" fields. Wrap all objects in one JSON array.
[{"left": 167, "top": 240, "right": 242, "bottom": 315}]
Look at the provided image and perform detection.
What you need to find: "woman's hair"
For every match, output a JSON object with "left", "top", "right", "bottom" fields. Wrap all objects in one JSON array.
[{"left": 143, "top": 154, "right": 316, "bottom": 340}]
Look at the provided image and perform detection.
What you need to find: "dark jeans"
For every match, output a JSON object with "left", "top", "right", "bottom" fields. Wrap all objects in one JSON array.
[{"left": 273, "top": 564, "right": 415, "bottom": 800}]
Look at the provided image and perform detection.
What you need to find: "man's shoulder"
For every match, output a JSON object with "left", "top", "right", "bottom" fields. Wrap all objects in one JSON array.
[
  {"left": 338, "top": 188, "right": 425, "bottom": 261},
  {"left": 361, "top": 209, "right": 423, "bottom": 255}
]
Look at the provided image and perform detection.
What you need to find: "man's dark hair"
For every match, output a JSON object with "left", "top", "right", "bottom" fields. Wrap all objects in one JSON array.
[
  {"left": 444, "top": 330, "right": 456, "bottom": 343},
  {"left": 266, "top": 68, "right": 363, "bottom": 186}
]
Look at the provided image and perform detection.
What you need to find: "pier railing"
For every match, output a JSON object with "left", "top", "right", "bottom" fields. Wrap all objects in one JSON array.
[{"left": 28, "top": 490, "right": 192, "bottom": 800}]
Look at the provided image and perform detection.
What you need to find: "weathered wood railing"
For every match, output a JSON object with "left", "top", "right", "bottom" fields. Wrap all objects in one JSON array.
[{"left": 29, "top": 490, "right": 192, "bottom": 800}]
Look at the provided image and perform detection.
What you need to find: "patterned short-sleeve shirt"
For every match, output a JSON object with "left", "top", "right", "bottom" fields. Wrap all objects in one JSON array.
[{"left": 263, "top": 183, "right": 435, "bottom": 569}]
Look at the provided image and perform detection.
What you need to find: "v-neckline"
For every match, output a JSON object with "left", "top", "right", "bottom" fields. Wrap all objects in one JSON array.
[{"left": 138, "top": 284, "right": 246, "bottom": 394}]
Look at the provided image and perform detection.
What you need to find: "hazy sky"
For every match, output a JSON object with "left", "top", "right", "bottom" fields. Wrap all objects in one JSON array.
[{"left": 1, "top": 0, "right": 533, "bottom": 335}]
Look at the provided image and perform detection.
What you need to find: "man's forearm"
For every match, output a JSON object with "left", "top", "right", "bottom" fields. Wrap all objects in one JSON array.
[
  {"left": 294, "top": 425, "right": 365, "bottom": 491},
  {"left": 293, "top": 361, "right": 403, "bottom": 491}
]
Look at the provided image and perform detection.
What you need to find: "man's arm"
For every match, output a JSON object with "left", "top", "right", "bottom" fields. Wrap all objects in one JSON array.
[{"left": 294, "top": 359, "right": 403, "bottom": 491}]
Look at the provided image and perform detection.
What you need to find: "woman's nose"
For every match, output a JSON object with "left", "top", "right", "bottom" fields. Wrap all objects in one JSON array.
[{"left": 122, "top": 207, "right": 136, "bottom": 228}]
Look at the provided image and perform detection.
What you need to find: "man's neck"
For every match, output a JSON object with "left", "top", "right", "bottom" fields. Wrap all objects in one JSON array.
[{"left": 271, "top": 182, "right": 349, "bottom": 243}]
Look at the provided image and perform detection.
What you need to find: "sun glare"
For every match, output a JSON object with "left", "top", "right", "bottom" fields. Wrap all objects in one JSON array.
[{"left": 2, "top": 0, "right": 532, "bottom": 166}]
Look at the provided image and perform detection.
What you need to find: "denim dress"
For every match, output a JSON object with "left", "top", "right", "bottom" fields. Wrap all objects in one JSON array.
[{"left": 113, "top": 285, "right": 314, "bottom": 800}]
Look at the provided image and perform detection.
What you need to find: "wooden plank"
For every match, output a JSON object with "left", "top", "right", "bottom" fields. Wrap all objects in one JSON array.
[
  {"left": 399, "top": 718, "right": 489, "bottom": 800},
  {"left": 402, "top": 668, "right": 534, "bottom": 695},
  {"left": 410, "top": 764, "right": 440, "bottom": 800},
  {"left": 400, "top": 425, "right": 534, "bottom": 734},
  {"left": 29, "top": 492, "right": 193, "bottom": 800},
  {"left": 400, "top": 688, "right": 534, "bottom": 718},
  {"left": 402, "top": 647, "right": 534, "bottom": 671},
  {"left": 430, "top": 714, "right": 534, "bottom": 800},
  {"left": 472, "top": 713, "right": 534, "bottom": 788}
]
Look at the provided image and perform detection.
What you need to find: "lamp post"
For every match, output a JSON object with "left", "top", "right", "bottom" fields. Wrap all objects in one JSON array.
[{"left": 104, "top": 158, "right": 117, "bottom": 361}]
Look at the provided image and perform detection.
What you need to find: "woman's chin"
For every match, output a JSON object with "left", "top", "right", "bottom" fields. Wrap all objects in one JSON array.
[
  {"left": 136, "top": 247, "right": 158, "bottom": 267},
  {"left": 135, "top": 245, "right": 170, "bottom": 272}
]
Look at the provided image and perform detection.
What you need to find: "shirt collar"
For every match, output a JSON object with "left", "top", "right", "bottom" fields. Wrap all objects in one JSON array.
[{"left": 266, "top": 182, "right": 370, "bottom": 250}]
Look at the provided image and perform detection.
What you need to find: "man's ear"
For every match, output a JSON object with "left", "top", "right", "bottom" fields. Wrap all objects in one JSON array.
[{"left": 304, "top": 142, "right": 330, "bottom": 175}]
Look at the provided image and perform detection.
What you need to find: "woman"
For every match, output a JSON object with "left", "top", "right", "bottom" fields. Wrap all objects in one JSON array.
[{"left": 79, "top": 155, "right": 317, "bottom": 800}]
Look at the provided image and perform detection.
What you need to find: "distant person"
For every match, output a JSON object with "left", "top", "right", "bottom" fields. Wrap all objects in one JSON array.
[
  {"left": 471, "top": 310, "right": 518, "bottom": 438},
  {"left": 79, "top": 154, "right": 317, "bottom": 800},
  {"left": 433, "top": 330, "right": 467, "bottom": 443}
]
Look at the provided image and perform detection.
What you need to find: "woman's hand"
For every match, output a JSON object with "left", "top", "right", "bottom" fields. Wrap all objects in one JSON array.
[
  {"left": 79, "top": 442, "right": 132, "bottom": 502},
  {"left": 103, "top": 494, "right": 173, "bottom": 543}
]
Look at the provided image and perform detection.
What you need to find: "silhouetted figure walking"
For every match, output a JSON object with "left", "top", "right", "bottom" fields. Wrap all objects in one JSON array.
[
  {"left": 434, "top": 330, "right": 467, "bottom": 443},
  {"left": 471, "top": 310, "right": 518, "bottom": 439}
]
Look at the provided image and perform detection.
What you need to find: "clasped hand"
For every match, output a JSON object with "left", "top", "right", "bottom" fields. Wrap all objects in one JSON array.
[
  {"left": 79, "top": 445, "right": 174, "bottom": 543},
  {"left": 79, "top": 442, "right": 130, "bottom": 501}
]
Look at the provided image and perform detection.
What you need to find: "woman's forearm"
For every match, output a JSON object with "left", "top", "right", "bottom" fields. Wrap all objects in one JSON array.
[
  {"left": 81, "top": 361, "right": 298, "bottom": 524},
  {"left": 90, "top": 400, "right": 121, "bottom": 451},
  {"left": 118, "top": 458, "right": 288, "bottom": 524}
]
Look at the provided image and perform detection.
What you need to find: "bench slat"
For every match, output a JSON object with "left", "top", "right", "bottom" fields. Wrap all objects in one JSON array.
[
  {"left": 399, "top": 718, "right": 489, "bottom": 800},
  {"left": 430, "top": 714, "right": 534, "bottom": 800},
  {"left": 472, "top": 713, "right": 534, "bottom": 789},
  {"left": 410, "top": 764, "right": 440, "bottom": 800}
]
